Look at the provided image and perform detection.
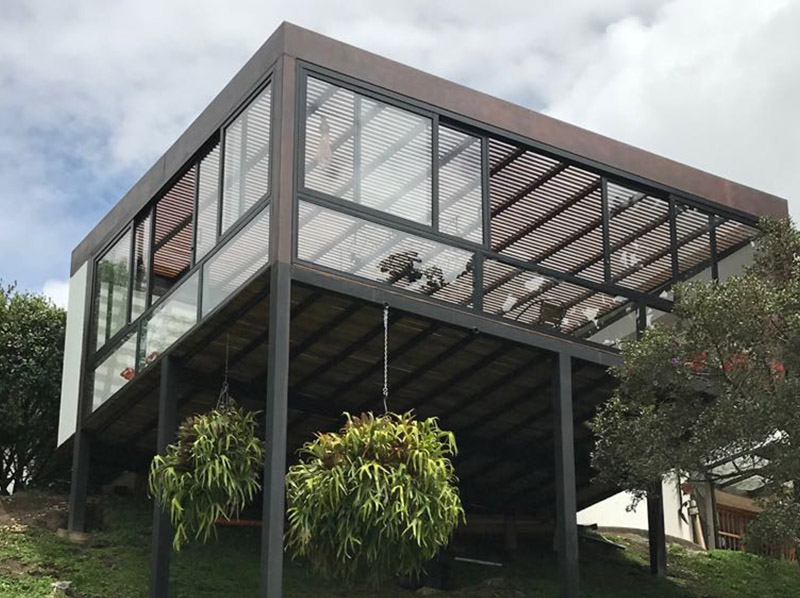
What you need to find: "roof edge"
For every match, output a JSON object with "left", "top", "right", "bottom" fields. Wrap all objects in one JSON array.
[{"left": 71, "top": 21, "right": 789, "bottom": 274}]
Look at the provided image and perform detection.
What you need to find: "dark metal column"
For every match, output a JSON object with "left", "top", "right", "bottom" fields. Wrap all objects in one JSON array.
[
  {"left": 150, "top": 355, "right": 181, "bottom": 598},
  {"left": 67, "top": 430, "right": 90, "bottom": 532},
  {"left": 260, "top": 261, "right": 291, "bottom": 598},
  {"left": 553, "top": 352, "right": 579, "bottom": 598},
  {"left": 647, "top": 483, "right": 667, "bottom": 576}
]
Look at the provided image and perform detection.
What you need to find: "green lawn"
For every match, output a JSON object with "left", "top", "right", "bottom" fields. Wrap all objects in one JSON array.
[{"left": 1, "top": 494, "right": 799, "bottom": 598}]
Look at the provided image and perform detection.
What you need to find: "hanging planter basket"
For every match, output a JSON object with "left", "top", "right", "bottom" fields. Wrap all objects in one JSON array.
[
  {"left": 148, "top": 400, "right": 264, "bottom": 551},
  {"left": 285, "top": 410, "right": 465, "bottom": 584}
]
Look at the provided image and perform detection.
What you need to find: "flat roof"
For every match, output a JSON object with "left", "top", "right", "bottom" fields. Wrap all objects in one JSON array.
[{"left": 71, "top": 22, "right": 788, "bottom": 274}]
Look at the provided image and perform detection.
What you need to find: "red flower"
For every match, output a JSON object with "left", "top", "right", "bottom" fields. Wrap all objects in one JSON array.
[
  {"left": 685, "top": 351, "right": 708, "bottom": 373},
  {"left": 771, "top": 360, "right": 786, "bottom": 375}
]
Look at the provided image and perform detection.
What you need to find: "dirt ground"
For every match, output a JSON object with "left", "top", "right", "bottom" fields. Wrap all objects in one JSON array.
[{"left": 0, "top": 492, "right": 68, "bottom": 531}]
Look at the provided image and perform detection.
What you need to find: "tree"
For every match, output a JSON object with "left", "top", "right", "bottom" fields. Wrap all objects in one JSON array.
[
  {"left": 0, "top": 284, "right": 66, "bottom": 494},
  {"left": 590, "top": 218, "right": 800, "bottom": 555}
]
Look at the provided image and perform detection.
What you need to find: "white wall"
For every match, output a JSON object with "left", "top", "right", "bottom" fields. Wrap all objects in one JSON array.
[
  {"left": 57, "top": 263, "right": 88, "bottom": 446},
  {"left": 577, "top": 478, "right": 694, "bottom": 542}
]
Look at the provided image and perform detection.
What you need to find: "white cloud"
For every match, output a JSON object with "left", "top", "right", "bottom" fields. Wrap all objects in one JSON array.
[
  {"left": 0, "top": 0, "right": 797, "bottom": 295},
  {"left": 544, "top": 0, "right": 800, "bottom": 209},
  {"left": 42, "top": 279, "right": 69, "bottom": 309}
]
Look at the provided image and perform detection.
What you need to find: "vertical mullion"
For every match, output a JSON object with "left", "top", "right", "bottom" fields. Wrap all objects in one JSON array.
[
  {"left": 472, "top": 252, "right": 484, "bottom": 311},
  {"left": 191, "top": 162, "right": 200, "bottom": 268},
  {"left": 126, "top": 222, "right": 135, "bottom": 324},
  {"left": 600, "top": 178, "right": 611, "bottom": 282},
  {"left": 709, "top": 215, "right": 719, "bottom": 281},
  {"left": 237, "top": 114, "right": 249, "bottom": 228},
  {"left": 218, "top": 129, "right": 227, "bottom": 240},
  {"left": 353, "top": 95, "right": 362, "bottom": 205},
  {"left": 637, "top": 303, "right": 647, "bottom": 339},
  {"left": 147, "top": 206, "right": 156, "bottom": 309},
  {"left": 668, "top": 198, "right": 679, "bottom": 278},
  {"left": 481, "top": 136, "right": 491, "bottom": 249},
  {"left": 431, "top": 115, "right": 439, "bottom": 231}
]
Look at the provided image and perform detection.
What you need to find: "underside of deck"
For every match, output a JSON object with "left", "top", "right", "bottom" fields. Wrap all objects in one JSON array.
[{"left": 78, "top": 268, "right": 616, "bottom": 518}]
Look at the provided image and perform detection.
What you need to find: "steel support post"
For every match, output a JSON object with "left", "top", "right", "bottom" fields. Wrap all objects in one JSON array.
[
  {"left": 553, "top": 352, "right": 579, "bottom": 598},
  {"left": 67, "top": 430, "right": 91, "bottom": 532},
  {"left": 150, "top": 355, "right": 181, "bottom": 598},
  {"left": 260, "top": 262, "right": 292, "bottom": 598},
  {"left": 647, "top": 483, "right": 668, "bottom": 576}
]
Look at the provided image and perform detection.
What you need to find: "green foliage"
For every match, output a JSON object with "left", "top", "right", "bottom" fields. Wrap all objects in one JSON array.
[
  {"left": 590, "top": 218, "right": 800, "bottom": 553},
  {"left": 148, "top": 402, "right": 263, "bottom": 551},
  {"left": 0, "top": 284, "right": 65, "bottom": 494},
  {"left": 285, "top": 411, "right": 464, "bottom": 584}
]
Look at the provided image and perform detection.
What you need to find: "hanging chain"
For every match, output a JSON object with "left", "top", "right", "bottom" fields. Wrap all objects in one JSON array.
[
  {"left": 382, "top": 303, "right": 389, "bottom": 414},
  {"left": 218, "top": 332, "right": 231, "bottom": 408}
]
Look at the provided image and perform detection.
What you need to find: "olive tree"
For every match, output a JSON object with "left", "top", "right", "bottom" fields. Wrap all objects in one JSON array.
[
  {"left": 0, "top": 284, "right": 65, "bottom": 494},
  {"left": 591, "top": 218, "right": 800, "bottom": 554}
]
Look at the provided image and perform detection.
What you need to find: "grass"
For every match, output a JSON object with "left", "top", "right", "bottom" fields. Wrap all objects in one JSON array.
[{"left": 1, "top": 493, "right": 799, "bottom": 598}]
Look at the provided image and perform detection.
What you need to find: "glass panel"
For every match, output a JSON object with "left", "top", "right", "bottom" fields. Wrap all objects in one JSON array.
[
  {"left": 94, "top": 229, "right": 131, "bottom": 350},
  {"left": 222, "top": 84, "right": 271, "bottom": 233},
  {"left": 202, "top": 207, "right": 270, "bottom": 317},
  {"left": 304, "top": 77, "right": 432, "bottom": 225},
  {"left": 92, "top": 331, "right": 137, "bottom": 410},
  {"left": 140, "top": 272, "right": 199, "bottom": 368},
  {"left": 304, "top": 77, "right": 356, "bottom": 200},
  {"left": 196, "top": 142, "right": 221, "bottom": 261},
  {"left": 359, "top": 97, "right": 432, "bottom": 223},
  {"left": 152, "top": 166, "right": 196, "bottom": 303},
  {"left": 607, "top": 182, "right": 672, "bottom": 292},
  {"left": 675, "top": 203, "right": 712, "bottom": 276},
  {"left": 298, "top": 201, "right": 473, "bottom": 305},
  {"left": 131, "top": 213, "right": 151, "bottom": 320},
  {"left": 438, "top": 126, "right": 483, "bottom": 242}
]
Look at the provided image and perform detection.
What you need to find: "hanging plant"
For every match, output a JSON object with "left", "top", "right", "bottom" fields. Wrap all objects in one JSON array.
[
  {"left": 285, "top": 411, "right": 465, "bottom": 584},
  {"left": 148, "top": 400, "right": 263, "bottom": 551}
]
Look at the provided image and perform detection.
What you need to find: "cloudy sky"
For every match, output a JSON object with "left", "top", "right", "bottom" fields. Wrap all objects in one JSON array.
[{"left": 2, "top": 0, "right": 798, "bottom": 308}]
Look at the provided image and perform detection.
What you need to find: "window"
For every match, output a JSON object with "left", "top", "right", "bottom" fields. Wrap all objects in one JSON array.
[
  {"left": 438, "top": 126, "right": 483, "bottom": 242},
  {"left": 304, "top": 77, "right": 432, "bottom": 224},
  {"left": 130, "top": 213, "right": 151, "bottom": 320},
  {"left": 151, "top": 166, "right": 196, "bottom": 303},
  {"left": 222, "top": 83, "right": 271, "bottom": 234},
  {"left": 196, "top": 142, "right": 221, "bottom": 261},
  {"left": 93, "top": 229, "right": 131, "bottom": 350},
  {"left": 202, "top": 206, "right": 270, "bottom": 317}
]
